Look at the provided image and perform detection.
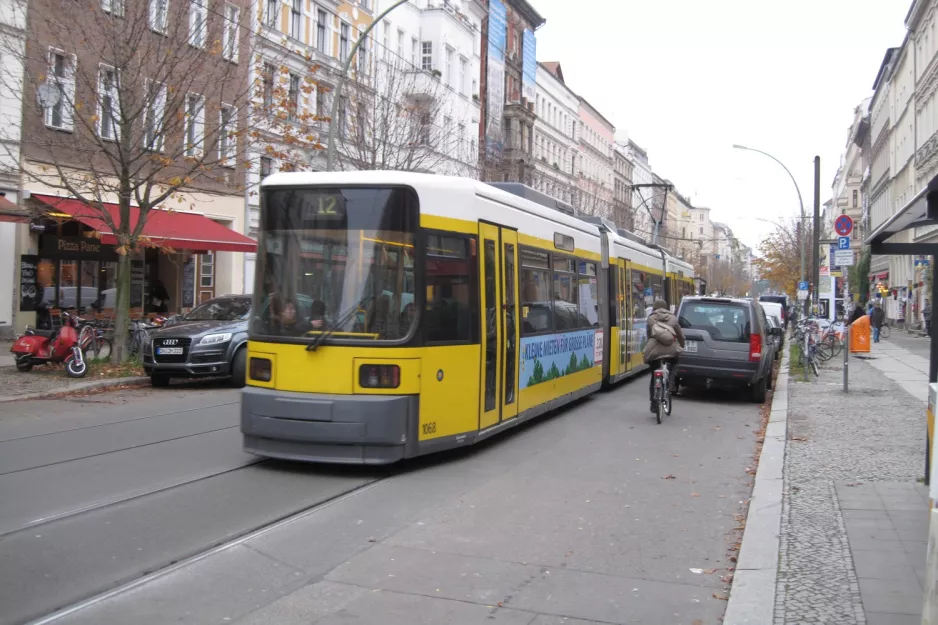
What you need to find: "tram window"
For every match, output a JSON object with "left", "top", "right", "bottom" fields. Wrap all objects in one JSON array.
[
  {"left": 520, "top": 247, "right": 551, "bottom": 335},
  {"left": 577, "top": 261, "right": 599, "bottom": 327},
  {"left": 553, "top": 256, "right": 580, "bottom": 331},
  {"left": 423, "top": 234, "right": 475, "bottom": 344}
]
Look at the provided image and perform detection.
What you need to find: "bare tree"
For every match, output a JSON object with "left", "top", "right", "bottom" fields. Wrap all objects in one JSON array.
[
  {"left": 335, "top": 56, "right": 476, "bottom": 175},
  {"left": 575, "top": 180, "right": 613, "bottom": 218},
  {"left": 2, "top": 0, "right": 325, "bottom": 361}
]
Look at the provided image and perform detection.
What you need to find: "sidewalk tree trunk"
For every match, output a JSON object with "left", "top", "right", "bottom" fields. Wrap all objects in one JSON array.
[{"left": 0, "top": 0, "right": 327, "bottom": 362}]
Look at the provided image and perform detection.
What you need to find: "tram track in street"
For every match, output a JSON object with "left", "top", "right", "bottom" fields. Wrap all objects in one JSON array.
[{"left": 24, "top": 476, "right": 392, "bottom": 625}]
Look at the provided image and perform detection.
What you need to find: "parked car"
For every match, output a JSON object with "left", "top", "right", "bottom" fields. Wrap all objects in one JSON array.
[
  {"left": 143, "top": 295, "right": 251, "bottom": 388},
  {"left": 675, "top": 296, "right": 781, "bottom": 402},
  {"left": 760, "top": 302, "right": 786, "bottom": 344},
  {"left": 759, "top": 294, "right": 789, "bottom": 329},
  {"left": 765, "top": 314, "right": 783, "bottom": 360}
]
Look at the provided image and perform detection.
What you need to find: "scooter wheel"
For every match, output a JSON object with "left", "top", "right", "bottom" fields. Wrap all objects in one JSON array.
[
  {"left": 15, "top": 356, "right": 32, "bottom": 372},
  {"left": 65, "top": 356, "right": 87, "bottom": 378}
]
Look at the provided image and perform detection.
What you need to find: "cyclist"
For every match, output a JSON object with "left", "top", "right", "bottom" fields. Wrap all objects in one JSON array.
[{"left": 643, "top": 298, "right": 685, "bottom": 413}]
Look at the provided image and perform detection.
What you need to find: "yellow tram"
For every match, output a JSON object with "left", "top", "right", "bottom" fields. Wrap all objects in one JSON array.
[{"left": 242, "top": 172, "right": 696, "bottom": 464}]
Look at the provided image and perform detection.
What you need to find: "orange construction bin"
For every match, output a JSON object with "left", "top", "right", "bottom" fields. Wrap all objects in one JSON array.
[{"left": 850, "top": 315, "right": 871, "bottom": 353}]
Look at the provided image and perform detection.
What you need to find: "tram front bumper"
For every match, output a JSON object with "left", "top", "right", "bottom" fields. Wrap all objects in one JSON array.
[{"left": 241, "top": 386, "right": 419, "bottom": 465}]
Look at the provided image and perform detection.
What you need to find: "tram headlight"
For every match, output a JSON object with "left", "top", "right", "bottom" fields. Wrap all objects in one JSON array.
[
  {"left": 359, "top": 364, "right": 400, "bottom": 389},
  {"left": 249, "top": 357, "right": 272, "bottom": 382}
]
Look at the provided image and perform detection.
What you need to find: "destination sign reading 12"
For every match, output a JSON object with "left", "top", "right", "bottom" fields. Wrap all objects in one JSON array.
[{"left": 301, "top": 193, "right": 347, "bottom": 220}]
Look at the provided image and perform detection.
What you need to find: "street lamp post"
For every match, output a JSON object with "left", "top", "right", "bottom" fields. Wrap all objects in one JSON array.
[
  {"left": 326, "top": 0, "right": 410, "bottom": 172},
  {"left": 733, "top": 144, "right": 806, "bottom": 290}
]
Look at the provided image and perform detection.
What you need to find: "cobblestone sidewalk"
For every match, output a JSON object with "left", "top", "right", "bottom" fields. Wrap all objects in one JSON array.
[{"left": 775, "top": 351, "right": 924, "bottom": 624}]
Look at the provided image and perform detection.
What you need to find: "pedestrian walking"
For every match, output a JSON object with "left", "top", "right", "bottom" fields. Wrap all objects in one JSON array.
[
  {"left": 849, "top": 302, "right": 866, "bottom": 325},
  {"left": 870, "top": 302, "right": 886, "bottom": 343}
]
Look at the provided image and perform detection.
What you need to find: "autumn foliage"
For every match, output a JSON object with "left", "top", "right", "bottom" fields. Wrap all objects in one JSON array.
[{"left": 753, "top": 219, "right": 815, "bottom": 297}]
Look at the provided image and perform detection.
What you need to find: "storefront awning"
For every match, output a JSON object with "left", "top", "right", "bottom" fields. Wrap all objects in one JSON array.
[
  {"left": 0, "top": 196, "right": 31, "bottom": 223},
  {"left": 32, "top": 194, "right": 256, "bottom": 253}
]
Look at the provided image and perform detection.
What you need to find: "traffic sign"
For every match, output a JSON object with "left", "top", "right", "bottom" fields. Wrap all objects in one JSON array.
[
  {"left": 837, "top": 236, "right": 850, "bottom": 250},
  {"left": 834, "top": 249, "right": 855, "bottom": 266},
  {"left": 797, "top": 289, "right": 808, "bottom": 301},
  {"left": 798, "top": 280, "right": 809, "bottom": 291},
  {"left": 834, "top": 215, "right": 854, "bottom": 236}
]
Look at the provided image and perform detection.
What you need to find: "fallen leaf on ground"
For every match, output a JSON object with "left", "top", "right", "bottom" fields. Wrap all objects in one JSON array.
[
  {"left": 790, "top": 436, "right": 808, "bottom": 442},
  {"left": 691, "top": 492, "right": 700, "bottom": 497},
  {"left": 711, "top": 425, "right": 723, "bottom": 431},
  {"left": 565, "top": 551, "right": 573, "bottom": 557},
  {"left": 662, "top": 474, "right": 676, "bottom": 480},
  {"left": 693, "top": 620, "right": 704, "bottom": 625},
  {"left": 722, "top": 572, "right": 735, "bottom": 583},
  {"left": 703, "top": 568, "right": 717, "bottom": 574},
  {"left": 689, "top": 568, "right": 704, "bottom": 574},
  {"left": 713, "top": 593, "right": 728, "bottom": 601},
  {"left": 845, "top": 482, "right": 863, "bottom": 487},
  {"left": 729, "top": 555, "right": 738, "bottom": 563}
]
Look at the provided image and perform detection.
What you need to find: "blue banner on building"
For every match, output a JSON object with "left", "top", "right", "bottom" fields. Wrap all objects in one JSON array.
[
  {"left": 522, "top": 29, "right": 537, "bottom": 103},
  {"left": 485, "top": 0, "right": 507, "bottom": 157},
  {"left": 519, "top": 329, "right": 601, "bottom": 390}
]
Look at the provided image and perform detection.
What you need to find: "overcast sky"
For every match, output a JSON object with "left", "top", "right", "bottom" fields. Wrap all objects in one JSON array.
[{"left": 528, "top": 0, "right": 910, "bottom": 252}]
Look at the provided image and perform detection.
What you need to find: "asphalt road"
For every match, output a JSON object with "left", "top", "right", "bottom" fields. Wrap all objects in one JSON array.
[{"left": 0, "top": 374, "right": 765, "bottom": 625}]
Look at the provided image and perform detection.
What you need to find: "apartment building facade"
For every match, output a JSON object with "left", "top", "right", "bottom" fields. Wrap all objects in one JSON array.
[
  {"left": 532, "top": 61, "right": 577, "bottom": 204},
  {"left": 12, "top": 0, "right": 257, "bottom": 333},
  {"left": 612, "top": 141, "right": 633, "bottom": 230},
  {"left": 575, "top": 96, "right": 614, "bottom": 218}
]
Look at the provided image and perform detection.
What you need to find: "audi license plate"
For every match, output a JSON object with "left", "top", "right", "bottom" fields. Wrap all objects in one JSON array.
[
  {"left": 156, "top": 347, "right": 183, "bottom": 355},
  {"left": 685, "top": 340, "right": 698, "bottom": 353}
]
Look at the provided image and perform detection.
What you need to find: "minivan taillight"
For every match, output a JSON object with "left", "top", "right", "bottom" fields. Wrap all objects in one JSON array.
[{"left": 749, "top": 333, "right": 762, "bottom": 362}]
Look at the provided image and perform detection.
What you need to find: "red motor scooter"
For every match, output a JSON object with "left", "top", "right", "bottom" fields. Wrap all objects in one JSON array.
[{"left": 11, "top": 311, "right": 88, "bottom": 378}]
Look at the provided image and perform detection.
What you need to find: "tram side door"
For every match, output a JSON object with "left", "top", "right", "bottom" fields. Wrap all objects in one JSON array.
[
  {"left": 619, "top": 258, "right": 630, "bottom": 373},
  {"left": 478, "top": 223, "right": 519, "bottom": 430}
]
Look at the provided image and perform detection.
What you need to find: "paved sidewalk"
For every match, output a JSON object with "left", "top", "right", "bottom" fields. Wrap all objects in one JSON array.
[{"left": 767, "top": 338, "right": 928, "bottom": 625}]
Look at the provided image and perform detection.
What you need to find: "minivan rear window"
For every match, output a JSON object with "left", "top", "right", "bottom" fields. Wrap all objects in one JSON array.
[{"left": 679, "top": 302, "right": 751, "bottom": 343}]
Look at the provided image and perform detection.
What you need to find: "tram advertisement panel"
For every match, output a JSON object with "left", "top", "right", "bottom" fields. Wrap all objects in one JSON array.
[{"left": 519, "top": 329, "right": 601, "bottom": 389}]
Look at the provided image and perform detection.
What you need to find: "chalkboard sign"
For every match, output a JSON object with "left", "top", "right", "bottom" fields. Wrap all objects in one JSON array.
[
  {"left": 19, "top": 255, "right": 39, "bottom": 312},
  {"left": 182, "top": 257, "right": 195, "bottom": 308},
  {"left": 130, "top": 260, "right": 144, "bottom": 308}
]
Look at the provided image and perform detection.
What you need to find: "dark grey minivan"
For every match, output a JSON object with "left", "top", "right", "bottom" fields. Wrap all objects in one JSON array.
[{"left": 674, "top": 297, "right": 780, "bottom": 402}]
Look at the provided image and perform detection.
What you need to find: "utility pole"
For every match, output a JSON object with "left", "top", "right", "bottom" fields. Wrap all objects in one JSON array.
[
  {"left": 813, "top": 156, "right": 821, "bottom": 313},
  {"left": 630, "top": 183, "right": 672, "bottom": 245}
]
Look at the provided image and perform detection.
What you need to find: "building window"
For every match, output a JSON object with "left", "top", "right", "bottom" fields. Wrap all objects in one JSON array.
[
  {"left": 459, "top": 57, "right": 466, "bottom": 94},
  {"left": 219, "top": 104, "right": 236, "bottom": 164},
  {"left": 289, "top": 0, "right": 301, "bottom": 39},
  {"left": 411, "top": 37, "right": 418, "bottom": 68},
  {"left": 382, "top": 22, "right": 390, "bottom": 61},
  {"left": 340, "top": 22, "right": 350, "bottom": 60},
  {"left": 200, "top": 252, "right": 214, "bottom": 288},
  {"left": 223, "top": 3, "right": 240, "bottom": 61},
  {"left": 184, "top": 93, "right": 205, "bottom": 157},
  {"left": 260, "top": 156, "right": 273, "bottom": 180},
  {"left": 262, "top": 63, "right": 275, "bottom": 109},
  {"left": 288, "top": 73, "right": 300, "bottom": 120},
  {"left": 357, "top": 31, "right": 368, "bottom": 74},
  {"left": 266, "top": 0, "right": 278, "bottom": 27},
  {"left": 316, "top": 9, "right": 327, "bottom": 53},
  {"left": 188, "top": 0, "right": 207, "bottom": 48},
  {"left": 852, "top": 189, "right": 858, "bottom": 208},
  {"left": 421, "top": 41, "right": 432, "bottom": 71},
  {"left": 457, "top": 122, "right": 465, "bottom": 157},
  {"left": 445, "top": 46, "right": 453, "bottom": 87},
  {"left": 148, "top": 0, "right": 168, "bottom": 33},
  {"left": 144, "top": 79, "right": 167, "bottom": 151},
  {"left": 397, "top": 29, "right": 404, "bottom": 61},
  {"left": 98, "top": 66, "right": 119, "bottom": 140},
  {"left": 338, "top": 96, "right": 348, "bottom": 139},
  {"left": 102, "top": 0, "right": 124, "bottom": 17},
  {"left": 45, "top": 51, "right": 75, "bottom": 132},
  {"left": 699, "top": 226, "right": 703, "bottom": 234}
]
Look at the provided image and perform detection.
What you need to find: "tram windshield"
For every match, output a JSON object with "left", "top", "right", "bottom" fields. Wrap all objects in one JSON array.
[{"left": 253, "top": 186, "right": 419, "bottom": 342}]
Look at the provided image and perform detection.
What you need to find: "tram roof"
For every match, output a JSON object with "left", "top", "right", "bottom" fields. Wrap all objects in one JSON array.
[{"left": 261, "top": 171, "right": 602, "bottom": 239}]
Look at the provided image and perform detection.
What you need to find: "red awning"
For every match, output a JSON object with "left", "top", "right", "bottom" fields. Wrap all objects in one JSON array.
[
  {"left": 0, "top": 196, "right": 30, "bottom": 223},
  {"left": 33, "top": 194, "right": 256, "bottom": 253}
]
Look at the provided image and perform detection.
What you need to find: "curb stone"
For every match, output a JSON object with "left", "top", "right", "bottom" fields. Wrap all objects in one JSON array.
[
  {"left": 0, "top": 376, "right": 150, "bottom": 402},
  {"left": 722, "top": 348, "right": 788, "bottom": 625}
]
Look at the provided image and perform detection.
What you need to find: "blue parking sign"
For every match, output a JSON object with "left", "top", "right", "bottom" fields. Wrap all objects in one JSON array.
[
  {"left": 798, "top": 281, "right": 809, "bottom": 291},
  {"left": 837, "top": 236, "right": 850, "bottom": 250}
]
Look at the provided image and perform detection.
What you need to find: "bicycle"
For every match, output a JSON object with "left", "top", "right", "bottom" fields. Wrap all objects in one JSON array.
[
  {"left": 74, "top": 315, "right": 113, "bottom": 361},
  {"left": 652, "top": 361, "right": 672, "bottom": 424},
  {"left": 800, "top": 331, "right": 820, "bottom": 377},
  {"left": 127, "top": 319, "right": 153, "bottom": 357},
  {"left": 880, "top": 322, "right": 892, "bottom": 339}
]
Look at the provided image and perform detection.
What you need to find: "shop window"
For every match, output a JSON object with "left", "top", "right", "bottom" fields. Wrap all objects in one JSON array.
[
  {"left": 520, "top": 247, "right": 551, "bottom": 335},
  {"left": 81, "top": 261, "right": 100, "bottom": 311},
  {"left": 59, "top": 260, "right": 79, "bottom": 309},
  {"left": 423, "top": 233, "right": 476, "bottom": 344},
  {"left": 101, "top": 262, "right": 117, "bottom": 311},
  {"left": 200, "top": 252, "right": 214, "bottom": 287}
]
